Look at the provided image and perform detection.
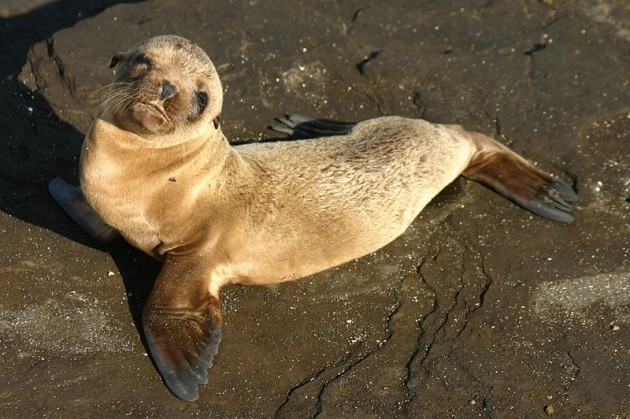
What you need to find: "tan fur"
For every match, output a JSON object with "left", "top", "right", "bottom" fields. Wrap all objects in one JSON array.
[
  {"left": 70, "top": 35, "right": 575, "bottom": 400},
  {"left": 81, "top": 35, "right": 482, "bottom": 293},
  {"left": 82, "top": 114, "right": 476, "bottom": 290}
]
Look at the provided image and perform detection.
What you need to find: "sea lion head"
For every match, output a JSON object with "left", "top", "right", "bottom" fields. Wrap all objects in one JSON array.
[{"left": 104, "top": 35, "right": 222, "bottom": 145}]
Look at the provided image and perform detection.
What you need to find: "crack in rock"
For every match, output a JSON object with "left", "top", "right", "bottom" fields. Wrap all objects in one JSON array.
[
  {"left": 346, "top": 6, "right": 370, "bottom": 35},
  {"left": 483, "top": 108, "right": 502, "bottom": 139},
  {"left": 45, "top": 37, "right": 75, "bottom": 95},
  {"left": 355, "top": 50, "right": 382, "bottom": 75},
  {"left": 454, "top": 244, "right": 493, "bottom": 339},
  {"left": 410, "top": 251, "right": 441, "bottom": 371},
  {"left": 403, "top": 227, "right": 496, "bottom": 397},
  {"left": 275, "top": 278, "right": 404, "bottom": 418},
  {"left": 562, "top": 351, "right": 581, "bottom": 394},
  {"left": 311, "top": 283, "right": 404, "bottom": 417},
  {"left": 411, "top": 91, "right": 427, "bottom": 118},
  {"left": 274, "top": 354, "right": 353, "bottom": 418},
  {"left": 398, "top": 255, "right": 437, "bottom": 406}
]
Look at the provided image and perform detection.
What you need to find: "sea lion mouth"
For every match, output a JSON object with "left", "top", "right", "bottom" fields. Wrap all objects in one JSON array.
[{"left": 130, "top": 101, "right": 172, "bottom": 134}]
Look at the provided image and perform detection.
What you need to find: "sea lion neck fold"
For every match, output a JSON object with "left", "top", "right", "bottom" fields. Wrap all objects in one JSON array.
[
  {"left": 88, "top": 117, "right": 226, "bottom": 154},
  {"left": 81, "top": 118, "right": 237, "bottom": 196}
]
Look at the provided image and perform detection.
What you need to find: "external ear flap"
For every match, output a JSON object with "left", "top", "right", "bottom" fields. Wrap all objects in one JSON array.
[
  {"left": 213, "top": 114, "right": 221, "bottom": 129},
  {"left": 109, "top": 52, "right": 125, "bottom": 68}
]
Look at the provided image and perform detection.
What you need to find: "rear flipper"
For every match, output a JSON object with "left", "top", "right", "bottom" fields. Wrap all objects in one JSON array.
[
  {"left": 461, "top": 130, "right": 578, "bottom": 223},
  {"left": 48, "top": 177, "right": 121, "bottom": 244},
  {"left": 268, "top": 114, "right": 356, "bottom": 139}
]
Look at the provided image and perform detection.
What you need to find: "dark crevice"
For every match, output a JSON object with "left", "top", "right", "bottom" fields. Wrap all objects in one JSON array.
[
  {"left": 346, "top": 6, "right": 370, "bottom": 35},
  {"left": 356, "top": 50, "right": 382, "bottom": 75},
  {"left": 476, "top": 251, "right": 494, "bottom": 311},
  {"left": 273, "top": 354, "right": 351, "bottom": 418},
  {"left": 276, "top": 281, "right": 404, "bottom": 417},
  {"left": 398, "top": 256, "right": 436, "bottom": 407},
  {"left": 355, "top": 48, "right": 386, "bottom": 114},
  {"left": 411, "top": 252, "right": 445, "bottom": 370},
  {"left": 312, "top": 283, "right": 403, "bottom": 417},
  {"left": 400, "top": 340, "right": 420, "bottom": 407},
  {"left": 45, "top": 37, "right": 75, "bottom": 95},
  {"left": 454, "top": 245, "right": 493, "bottom": 339},
  {"left": 524, "top": 42, "right": 547, "bottom": 55},
  {"left": 311, "top": 351, "right": 372, "bottom": 418},
  {"left": 363, "top": 90, "right": 385, "bottom": 116},
  {"left": 437, "top": 248, "right": 468, "bottom": 343},
  {"left": 563, "top": 351, "right": 580, "bottom": 394},
  {"left": 484, "top": 109, "right": 502, "bottom": 139},
  {"left": 387, "top": 275, "right": 417, "bottom": 409},
  {"left": 412, "top": 91, "right": 427, "bottom": 118},
  {"left": 309, "top": 350, "right": 382, "bottom": 415}
]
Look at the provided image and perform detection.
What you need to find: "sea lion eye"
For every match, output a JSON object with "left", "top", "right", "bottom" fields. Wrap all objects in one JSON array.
[
  {"left": 196, "top": 90, "right": 208, "bottom": 114},
  {"left": 132, "top": 53, "right": 152, "bottom": 69}
]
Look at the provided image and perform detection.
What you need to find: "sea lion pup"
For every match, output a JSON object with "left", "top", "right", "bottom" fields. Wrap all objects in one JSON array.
[{"left": 49, "top": 35, "right": 577, "bottom": 401}]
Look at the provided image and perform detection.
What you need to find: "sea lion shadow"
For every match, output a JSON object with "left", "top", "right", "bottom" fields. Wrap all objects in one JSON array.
[
  {"left": 0, "top": 84, "right": 112, "bottom": 251},
  {"left": 0, "top": 0, "right": 148, "bottom": 249},
  {"left": 0, "top": 0, "right": 158, "bottom": 354},
  {"left": 0, "top": 86, "right": 160, "bottom": 382},
  {"left": 107, "top": 244, "right": 161, "bottom": 348}
]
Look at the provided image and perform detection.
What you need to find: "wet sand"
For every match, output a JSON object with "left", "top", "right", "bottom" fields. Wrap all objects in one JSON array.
[{"left": 0, "top": 0, "right": 628, "bottom": 416}]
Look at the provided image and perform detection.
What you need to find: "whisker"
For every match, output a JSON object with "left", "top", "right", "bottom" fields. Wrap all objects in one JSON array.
[
  {"left": 91, "top": 81, "right": 132, "bottom": 100},
  {"left": 96, "top": 81, "right": 138, "bottom": 115}
]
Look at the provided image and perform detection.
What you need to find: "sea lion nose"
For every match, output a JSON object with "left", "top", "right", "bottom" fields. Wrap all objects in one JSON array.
[{"left": 160, "top": 81, "right": 177, "bottom": 100}]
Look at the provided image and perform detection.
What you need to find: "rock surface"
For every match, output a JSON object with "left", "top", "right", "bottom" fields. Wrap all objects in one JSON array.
[{"left": 1, "top": 0, "right": 628, "bottom": 416}]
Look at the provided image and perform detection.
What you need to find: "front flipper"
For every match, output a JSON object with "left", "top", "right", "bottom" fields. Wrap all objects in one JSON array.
[
  {"left": 462, "top": 131, "right": 578, "bottom": 223},
  {"left": 268, "top": 114, "right": 356, "bottom": 139},
  {"left": 48, "top": 177, "right": 121, "bottom": 244},
  {"left": 143, "top": 256, "right": 222, "bottom": 401}
]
